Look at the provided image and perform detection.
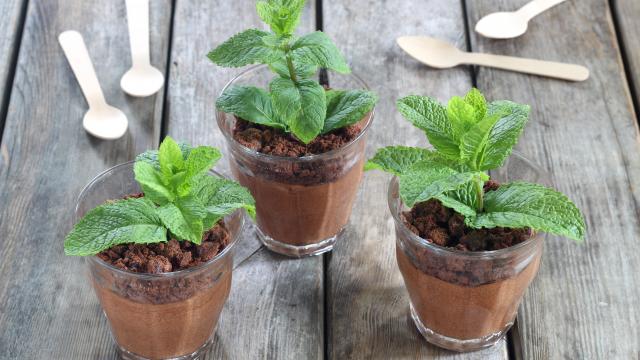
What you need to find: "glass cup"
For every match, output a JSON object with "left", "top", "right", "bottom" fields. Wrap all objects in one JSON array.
[
  {"left": 389, "top": 153, "right": 548, "bottom": 352},
  {"left": 216, "top": 65, "right": 374, "bottom": 257},
  {"left": 75, "top": 162, "right": 244, "bottom": 360}
]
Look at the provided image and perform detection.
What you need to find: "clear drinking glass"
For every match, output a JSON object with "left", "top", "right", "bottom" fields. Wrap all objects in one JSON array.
[
  {"left": 216, "top": 65, "right": 374, "bottom": 257},
  {"left": 75, "top": 162, "right": 244, "bottom": 360},
  {"left": 389, "top": 153, "right": 549, "bottom": 352}
]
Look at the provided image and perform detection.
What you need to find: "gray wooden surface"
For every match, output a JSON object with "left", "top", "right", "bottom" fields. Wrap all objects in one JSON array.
[
  {"left": 0, "top": 0, "right": 639, "bottom": 359},
  {"left": 614, "top": 0, "right": 640, "bottom": 108}
]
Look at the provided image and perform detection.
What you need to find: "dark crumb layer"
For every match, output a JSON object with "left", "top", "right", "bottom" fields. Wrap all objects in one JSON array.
[
  {"left": 233, "top": 118, "right": 365, "bottom": 157},
  {"left": 402, "top": 180, "right": 532, "bottom": 252},
  {"left": 97, "top": 194, "right": 230, "bottom": 274}
]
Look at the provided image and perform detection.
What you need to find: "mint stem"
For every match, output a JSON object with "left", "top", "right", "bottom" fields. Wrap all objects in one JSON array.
[
  {"left": 286, "top": 54, "right": 298, "bottom": 83},
  {"left": 475, "top": 179, "right": 484, "bottom": 212}
]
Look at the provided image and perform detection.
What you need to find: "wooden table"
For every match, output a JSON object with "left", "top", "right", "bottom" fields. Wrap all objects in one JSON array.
[{"left": 1, "top": 0, "right": 639, "bottom": 358}]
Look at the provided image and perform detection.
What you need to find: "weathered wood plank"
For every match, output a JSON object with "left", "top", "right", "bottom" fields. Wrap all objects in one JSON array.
[
  {"left": 322, "top": 1, "right": 508, "bottom": 358},
  {"left": 0, "top": 0, "right": 26, "bottom": 124},
  {"left": 0, "top": 1, "right": 172, "bottom": 358},
  {"left": 165, "top": 1, "right": 324, "bottom": 358},
  {"left": 466, "top": 0, "right": 640, "bottom": 358},
  {"left": 613, "top": 0, "right": 640, "bottom": 109}
]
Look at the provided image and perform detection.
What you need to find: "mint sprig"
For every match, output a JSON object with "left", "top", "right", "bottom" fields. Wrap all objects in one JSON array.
[
  {"left": 208, "top": 0, "right": 377, "bottom": 144},
  {"left": 367, "top": 88, "right": 586, "bottom": 241},
  {"left": 64, "top": 137, "right": 256, "bottom": 256}
]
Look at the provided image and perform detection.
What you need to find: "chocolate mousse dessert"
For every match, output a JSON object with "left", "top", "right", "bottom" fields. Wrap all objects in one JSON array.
[{"left": 230, "top": 117, "right": 370, "bottom": 248}]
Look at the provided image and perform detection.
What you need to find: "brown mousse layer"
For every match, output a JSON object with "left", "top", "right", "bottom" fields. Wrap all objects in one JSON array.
[
  {"left": 91, "top": 215, "right": 233, "bottom": 358},
  {"left": 230, "top": 117, "right": 369, "bottom": 246},
  {"left": 397, "top": 182, "right": 542, "bottom": 340}
]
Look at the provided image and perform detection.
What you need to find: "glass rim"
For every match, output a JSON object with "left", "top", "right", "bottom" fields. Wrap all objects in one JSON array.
[
  {"left": 388, "top": 152, "right": 545, "bottom": 259},
  {"left": 76, "top": 160, "right": 245, "bottom": 278},
  {"left": 216, "top": 64, "right": 376, "bottom": 162}
]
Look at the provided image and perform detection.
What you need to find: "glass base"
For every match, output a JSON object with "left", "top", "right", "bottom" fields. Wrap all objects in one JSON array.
[
  {"left": 117, "top": 338, "right": 212, "bottom": 360},
  {"left": 409, "top": 303, "right": 509, "bottom": 352},
  {"left": 256, "top": 226, "right": 343, "bottom": 258}
]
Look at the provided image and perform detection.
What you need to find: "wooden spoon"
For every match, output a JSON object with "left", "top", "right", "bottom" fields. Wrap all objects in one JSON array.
[
  {"left": 120, "top": 0, "right": 164, "bottom": 97},
  {"left": 397, "top": 36, "right": 589, "bottom": 82},
  {"left": 59, "top": 31, "right": 128, "bottom": 140},
  {"left": 475, "top": 0, "right": 567, "bottom": 39}
]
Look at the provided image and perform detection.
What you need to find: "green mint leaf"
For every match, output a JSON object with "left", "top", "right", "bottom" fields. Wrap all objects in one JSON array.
[
  {"left": 64, "top": 198, "right": 167, "bottom": 256},
  {"left": 136, "top": 143, "right": 192, "bottom": 170},
  {"left": 479, "top": 100, "right": 530, "bottom": 170},
  {"left": 191, "top": 174, "right": 256, "bottom": 229},
  {"left": 270, "top": 78, "right": 326, "bottom": 144},
  {"left": 435, "top": 192, "right": 477, "bottom": 218},
  {"left": 216, "top": 86, "right": 287, "bottom": 130},
  {"left": 207, "top": 29, "right": 284, "bottom": 67},
  {"left": 459, "top": 114, "right": 500, "bottom": 169},
  {"left": 185, "top": 146, "right": 222, "bottom": 180},
  {"left": 269, "top": 56, "right": 318, "bottom": 79},
  {"left": 157, "top": 196, "right": 207, "bottom": 244},
  {"left": 158, "top": 136, "right": 185, "bottom": 178},
  {"left": 399, "top": 161, "right": 486, "bottom": 207},
  {"left": 134, "top": 161, "right": 174, "bottom": 205},
  {"left": 322, "top": 89, "right": 377, "bottom": 133},
  {"left": 256, "top": 0, "right": 305, "bottom": 36},
  {"left": 291, "top": 31, "right": 350, "bottom": 74},
  {"left": 470, "top": 182, "right": 586, "bottom": 241},
  {"left": 463, "top": 88, "right": 487, "bottom": 123},
  {"left": 447, "top": 96, "right": 477, "bottom": 140},
  {"left": 365, "top": 146, "right": 442, "bottom": 176},
  {"left": 397, "top": 95, "right": 459, "bottom": 159}
]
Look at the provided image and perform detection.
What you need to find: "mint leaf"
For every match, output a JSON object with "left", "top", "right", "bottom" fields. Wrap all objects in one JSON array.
[
  {"left": 207, "top": 29, "right": 284, "bottom": 67},
  {"left": 256, "top": 0, "right": 305, "bottom": 36},
  {"left": 479, "top": 101, "right": 530, "bottom": 170},
  {"left": 463, "top": 88, "right": 487, "bottom": 123},
  {"left": 191, "top": 175, "right": 256, "bottom": 229},
  {"left": 64, "top": 198, "right": 167, "bottom": 256},
  {"left": 136, "top": 143, "right": 192, "bottom": 170},
  {"left": 365, "top": 146, "right": 442, "bottom": 176},
  {"left": 447, "top": 96, "right": 476, "bottom": 140},
  {"left": 291, "top": 31, "right": 350, "bottom": 74},
  {"left": 134, "top": 161, "right": 174, "bottom": 205},
  {"left": 459, "top": 114, "right": 500, "bottom": 169},
  {"left": 322, "top": 90, "right": 377, "bottom": 133},
  {"left": 157, "top": 196, "right": 207, "bottom": 244},
  {"left": 216, "top": 86, "right": 287, "bottom": 130},
  {"left": 185, "top": 146, "right": 222, "bottom": 180},
  {"left": 270, "top": 78, "right": 326, "bottom": 143},
  {"left": 397, "top": 95, "right": 459, "bottom": 159},
  {"left": 470, "top": 182, "right": 586, "bottom": 241},
  {"left": 435, "top": 192, "right": 477, "bottom": 218},
  {"left": 159, "top": 136, "right": 184, "bottom": 178},
  {"left": 269, "top": 56, "right": 318, "bottom": 79},
  {"left": 399, "top": 161, "right": 487, "bottom": 207}
]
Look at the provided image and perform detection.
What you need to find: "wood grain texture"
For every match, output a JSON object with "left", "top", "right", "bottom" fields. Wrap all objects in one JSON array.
[
  {"left": 322, "top": 0, "right": 507, "bottom": 358},
  {"left": 165, "top": 1, "right": 324, "bottom": 358},
  {"left": 0, "top": 0, "right": 26, "bottom": 123},
  {"left": 0, "top": 1, "right": 172, "bottom": 358},
  {"left": 613, "top": 0, "right": 640, "bottom": 107},
  {"left": 467, "top": 0, "right": 640, "bottom": 358}
]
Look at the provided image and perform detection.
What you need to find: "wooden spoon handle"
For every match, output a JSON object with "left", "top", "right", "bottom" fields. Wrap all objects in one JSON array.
[
  {"left": 125, "top": 0, "right": 151, "bottom": 68},
  {"left": 58, "top": 31, "right": 107, "bottom": 108},
  {"left": 464, "top": 52, "right": 589, "bottom": 81},
  {"left": 517, "top": 0, "right": 567, "bottom": 20}
]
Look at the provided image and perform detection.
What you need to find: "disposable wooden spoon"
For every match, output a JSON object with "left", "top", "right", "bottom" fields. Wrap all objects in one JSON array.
[
  {"left": 475, "top": 0, "right": 567, "bottom": 39},
  {"left": 120, "top": 0, "right": 164, "bottom": 97},
  {"left": 397, "top": 36, "right": 589, "bottom": 82},
  {"left": 58, "top": 31, "right": 128, "bottom": 140}
]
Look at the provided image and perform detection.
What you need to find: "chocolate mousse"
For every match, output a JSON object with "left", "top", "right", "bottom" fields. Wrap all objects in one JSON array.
[
  {"left": 230, "top": 116, "right": 370, "bottom": 247},
  {"left": 89, "top": 221, "right": 233, "bottom": 359},
  {"left": 396, "top": 186, "right": 543, "bottom": 346}
]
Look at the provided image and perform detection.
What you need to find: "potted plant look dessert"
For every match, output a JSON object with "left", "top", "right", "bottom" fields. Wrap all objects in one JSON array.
[
  {"left": 64, "top": 137, "right": 255, "bottom": 360},
  {"left": 366, "top": 89, "right": 585, "bottom": 352},
  {"left": 208, "top": 0, "right": 378, "bottom": 257}
]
